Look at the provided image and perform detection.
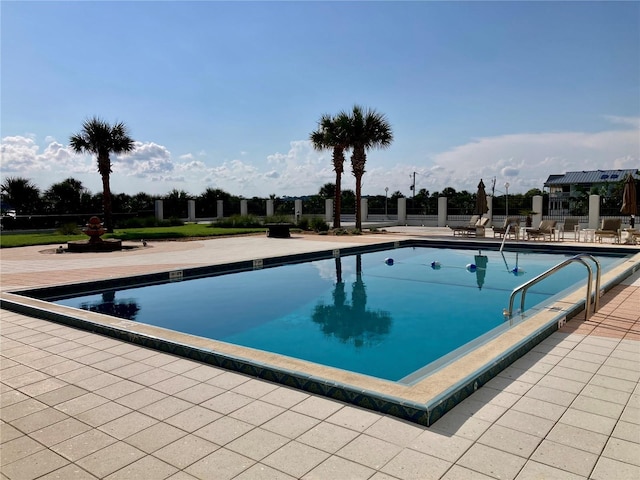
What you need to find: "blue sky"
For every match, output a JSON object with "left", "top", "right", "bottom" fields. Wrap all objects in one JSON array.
[{"left": 1, "top": 0, "right": 639, "bottom": 198}]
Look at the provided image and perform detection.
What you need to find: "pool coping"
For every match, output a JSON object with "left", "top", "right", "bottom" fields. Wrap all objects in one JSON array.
[{"left": 2, "top": 241, "right": 639, "bottom": 426}]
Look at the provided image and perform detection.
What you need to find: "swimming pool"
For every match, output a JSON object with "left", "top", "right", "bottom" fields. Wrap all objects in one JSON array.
[
  {"left": 4, "top": 241, "right": 638, "bottom": 425},
  {"left": 50, "top": 246, "right": 625, "bottom": 382}
]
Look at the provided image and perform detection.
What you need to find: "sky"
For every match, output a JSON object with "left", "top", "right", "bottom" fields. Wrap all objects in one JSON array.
[{"left": 1, "top": 0, "right": 639, "bottom": 200}]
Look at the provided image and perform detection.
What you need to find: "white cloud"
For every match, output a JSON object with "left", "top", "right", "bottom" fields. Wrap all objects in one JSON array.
[{"left": 1, "top": 120, "right": 638, "bottom": 197}]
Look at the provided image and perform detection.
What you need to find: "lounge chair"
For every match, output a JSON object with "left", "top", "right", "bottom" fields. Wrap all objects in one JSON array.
[
  {"left": 595, "top": 218, "right": 621, "bottom": 243},
  {"left": 492, "top": 217, "right": 520, "bottom": 239},
  {"left": 450, "top": 215, "right": 479, "bottom": 236},
  {"left": 559, "top": 217, "right": 580, "bottom": 241},
  {"left": 527, "top": 220, "right": 557, "bottom": 241}
]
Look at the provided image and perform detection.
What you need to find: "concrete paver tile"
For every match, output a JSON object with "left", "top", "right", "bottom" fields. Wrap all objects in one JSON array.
[
  {"left": 262, "top": 441, "right": 329, "bottom": 478},
  {"left": 531, "top": 439, "right": 598, "bottom": 477},
  {"left": 193, "top": 415, "right": 254, "bottom": 446},
  {"left": 205, "top": 371, "right": 251, "bottom": 390},
  {"left": 10, "top": 406, "right": 68, "bottom": 434},
  {"left": 297, "top": 421, "right": 360, "bottom": 454},
  {"left": 439, "top": 464, "right": 495, "bottom": 480},
  {"left": 35, "top": 384, "right": 88, "bottom": 406},
  {"left": 409, "top": 429, "right": 473, "bottom": 463},
  {"left": 382, "top": 449, "right": 452, "bottom": 480},
  {"left": 259, "top": 386, "right": 309, "bottom": 409},
  {"left": 496, "top": 410, "right": 555, "bottom": 438},
  {"left": 152, "top": 434, "right": 219, "bottom": 469},
  {"left": 30, "top": 417, "right": 92, "bottom": 446},
  {"left": 229, "top": 400, "right": 287, "bottom": 427},
  {"left": 458, "top": 443, "right": 527, "bottom": 480},
  {"left": 571, "top": 394, "right": 625, "bottom": 419},
  {"left": 325, "top": 405, "right": 382, "bottom": 432},
  {"left": 124, "top": 421, "right": 187, "bottom": 454},
  {"left": 514, "top": 460, "right": 585, "bottom": 480},
  {"left": 76, "top": 401, "right": 132, "bottom": 427},
  {"left": 104, "top": 455, "right": 178, "bottom": 480},
  {"left": 114, "top": 386, "right": 167, "bottom": 409},
  {"left": 303, "top": 455, "right": 375, "bottom": 480},
  {"left": 51, "top": 429, "right": 118, "bottom": 462},
  {"left": 364, "top": 416, "right": 425, "bottom": 448},
  {"left": 602, "top": 437, "right": 640, "bottom": 466},
  {"left": 512, "top": 396, "right": 567, "bottom": 421},
  {"left": 0, "top": 422, "right": 23, "bottom": 444},
  {"left": 546, "top": 422, "right": 609, "bottom": 455},
  {"left": 94, "top": 379, "right": 145, "bottom": 400},
  {"left": 54, "top": 392, "right": 110, "bottom": 416},
  {"left": 619, "top": 405, "right": 639, "bottom": 424},
  {"left": 37, "top": 463, "right": 98, "bottom": 479},
  {"left": 236, "top": 463, "right": 297, "bottom": 479},
  {"left": 172, "top": 382, "right": 225, "bottom": 404},
  {"left": 611, "top": 420, "right": 639, "bottom": 442},
  {"left": 76, "top": 441, "right": 146, "bottom": 478},
  {"left": 477, "top": 423, "right": 542, "bottom": 458},
  {"left": 290, "top": 395, "right": 344, "bottom": 420},
  {"left": 164, "top": 405, "right": 222, "bottom": 433},
  {"left": 226, "top": 427, "right": 289, "bottom": 461},
  {"left": 200, "top": 390, "right": 253, "bottom": 415},
  {"left": 0, "top": 389, "right": 29, "bottom": 409},
  {"left": 559, "top": 408, "right": 617, "bottom": 435},
  {"left": 0, "top": 435, "right": 45, "bottom": 466},
  {"left": 231, "top": 378, "right": 280, "bottom": 399},
  {"left": 590, "top": 456, "right": 640, "bottom": 480},
  {"left": 261, "top": 410, "right": 319, "bottom": 439},
  {"left": 97, "top": 411, "right": 158, "bottom": 440},
  {"left": 336, "top": 434, "right": 402, "bottom": 470},
  {"left": 139, "top": 395, "right": 192, "bottom": 420},
  {"left": 150, "top": 374, "right": 200, "bottom": 395},
  {"left": 429, "top": 412, "right": 492, "bottom": 441},
  {"left": 1, "top": 448, "right": 69, "bottom": 480},
  {"left": 185, "top": 447, "right": 254, "bottom": 480}
]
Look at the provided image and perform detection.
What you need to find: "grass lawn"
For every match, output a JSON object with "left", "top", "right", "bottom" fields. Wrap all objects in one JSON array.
[{"left": 0, "top": 224, "right": 266, "bottom": 248}]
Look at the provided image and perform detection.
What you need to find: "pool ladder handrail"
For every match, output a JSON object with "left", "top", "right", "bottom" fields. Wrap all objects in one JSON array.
[
  {"left": 499, "top": 222, "right": 519, "bottom": 253},
  {"left": 506, "top": 253, "right": 601, "bottom": 321}
]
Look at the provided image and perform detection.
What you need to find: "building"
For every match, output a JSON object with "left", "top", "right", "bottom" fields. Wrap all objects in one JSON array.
[{"left": 544, "top": 169, "right": 639, "bottom": 216}]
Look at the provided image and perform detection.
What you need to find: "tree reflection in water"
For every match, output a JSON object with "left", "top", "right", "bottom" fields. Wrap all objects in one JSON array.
[
  {"left": 312, "top": 255, "right": 392, "bottom": 348},
  {"left": 80, "top": 290, "right": 140, "bottom": 321}
]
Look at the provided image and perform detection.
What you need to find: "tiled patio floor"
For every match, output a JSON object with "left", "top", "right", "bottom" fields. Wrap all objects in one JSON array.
[{"left": 1, "top": 232, "right": 639, "bottom": 479}]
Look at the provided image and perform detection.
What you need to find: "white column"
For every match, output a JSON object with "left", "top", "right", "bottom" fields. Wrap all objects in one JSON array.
[
  {"left": 589, "top": 195, "right": 600, "bottom": 229},
  {"left": 397, "top": 197, "right": 407, "bottom": 224},
  {"left": 187, "top": 200, "right": 196, "bottom": 222},
  {"left": 360, "top": 198, "right": 368, "bottom": 224},
  {"left": 216, "top": 200, "right": 223, "bottom": 219},
  {"left": 155, "top": 200, "right": 163, "bottom": 221},
  {"left": 438, "top": 197, "right": 448, "bottom": 227},
  {"left": 486, "top": 196, "right": 494, "bottom": 227},
  {"left": 325, "top": 199, "right": 333, "bottom": 223},
  {"left": 240, "top": 200, "right": 248, "bottom": 216},
  {"left": 295, "top": 199, "right": 302, "bottom": 223},
  {"left": 266, "top": 199, "right": 274, "bottom": 217},
  {"left": 532, "top": 195, "right": 543, "bottom": 225}
]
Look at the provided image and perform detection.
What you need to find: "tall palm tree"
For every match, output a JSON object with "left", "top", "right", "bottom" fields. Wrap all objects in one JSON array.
[
  {"left": 69, "top": 117, "right": 135, "bottom": 232},
  {"left": 345, "top": 105, "right": 393, "bottom": 231},
  {"left": 0, "top": 176, "right": 41, "bottom": 215},
  {"left": 310, "top": 112, "right": 351, "bottom": 228}
]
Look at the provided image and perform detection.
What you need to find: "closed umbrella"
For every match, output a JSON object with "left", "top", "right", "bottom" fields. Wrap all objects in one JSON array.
[
  {"left": 621, "top": 174, "right": 637, "bottom": 228},
  {"left": 476, "top": 179, "right": 489, "bottom": 216}
]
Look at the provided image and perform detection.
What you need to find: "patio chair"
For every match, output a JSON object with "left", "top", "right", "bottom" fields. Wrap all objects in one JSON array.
[
  {"left": 527, "top": 220, "right": 557, "bottom": 241},
  {"left": 450, "top": 215, "right": 479, "bottom": 236},
  {"left": 492, "top": 217, "right": 520, "bottom": 239},
  {"left": 595, "top": 218, "right": 622, "bottom": 243},
  {"left": 559, "top": 217, "right": 580, "bottom": 241}
]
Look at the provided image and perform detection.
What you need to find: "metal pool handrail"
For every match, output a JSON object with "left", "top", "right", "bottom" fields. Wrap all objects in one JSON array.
[
  {"left": 506, "top": 253, "right": 601, "bottom": 320},
  {"left": 499, "top": 222, "right": 519, "bottom": 253}
]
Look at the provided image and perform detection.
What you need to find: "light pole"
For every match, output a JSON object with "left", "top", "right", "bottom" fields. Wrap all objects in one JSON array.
[
  {"left": 385, "top": 187, "right": 389, "bottom": 219},
  {"left": 504, "top": 182, "right": 510, "bottom": 217}
]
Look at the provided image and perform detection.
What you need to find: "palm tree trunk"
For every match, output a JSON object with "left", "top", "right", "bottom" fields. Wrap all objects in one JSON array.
[
  {"left": 352, "top": 148, "right": 366, "bottom": 231},
  {"left": 334, "top": 171, "right": 342, "bottom": 228},
  {"left": 102, "top": 172, "right": 113, "bottom": 233}
]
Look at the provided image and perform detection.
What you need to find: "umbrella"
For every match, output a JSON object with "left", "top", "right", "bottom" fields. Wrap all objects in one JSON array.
[
  {"left": 476, "top": 179, "right": 489, "bottom": 216},
  {"left": 621, "top": 174, "right": 637, "bottom": 228}
]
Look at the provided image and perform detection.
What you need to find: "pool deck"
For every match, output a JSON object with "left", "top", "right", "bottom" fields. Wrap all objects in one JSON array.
[{"left": 1, "top": 228, "right": 639, "bottom": 480}]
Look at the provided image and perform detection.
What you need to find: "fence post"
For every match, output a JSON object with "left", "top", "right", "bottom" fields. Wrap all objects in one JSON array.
[
  {"left": 438, "top": 197, "right": 447, "bottom": 227},
  {"left": 155, "top": 200, "right": 163, "bottom": 222},
  {"left": 266, "top": 199, "right": 274, "bottom": 217},
  {"left": 216, "top": 200, "right": 223, "bottom": 219},
  {"left": 188, "top": 200, "right": 196, "bottom": 222},
  {"left": 240, "top": 200, "right": 248, "bottom": 216},
  {"left": 532, "top": 195, "right": 543, "bottom": 225},
  {"left": 397, "top": 197, "right": 407, "bottom": 224},
  {"left": 589, "top": 195, "right": 600, "bottom": 229},
  {"left": 325, "top": 199, "right": 333, "bottom": 224}
]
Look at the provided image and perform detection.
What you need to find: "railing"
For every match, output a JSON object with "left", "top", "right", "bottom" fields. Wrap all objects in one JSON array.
[{"left": 506, "top": 254, "right": 601, "bottom": 321}]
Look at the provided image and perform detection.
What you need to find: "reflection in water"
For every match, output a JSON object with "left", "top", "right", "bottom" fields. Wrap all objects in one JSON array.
[
  {"left": 80, "top": 291, "right": 141, "bottom": 321},
  {"left": 312, "top": 255, "right": 392, "bottom": 348},
  {"left": 474, "top": 252, "right": 488, "bottom": 290}
]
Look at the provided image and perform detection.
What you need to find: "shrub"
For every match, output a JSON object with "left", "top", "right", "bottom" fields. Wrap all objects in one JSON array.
[
  {"left": 216, "top": 215, "right": 262, "bottom": 228},
  {"left": 263, "top": 215, "right": 291, "bottom": 224},
  {"left": 57, "top": 223, "right": 81, "bottom": 235},
  {"left": 297, "top": 217, "right": 310, "bottom": 230},
  {"left": 310, "top": 217, "right": 329, "bottom": 232}
]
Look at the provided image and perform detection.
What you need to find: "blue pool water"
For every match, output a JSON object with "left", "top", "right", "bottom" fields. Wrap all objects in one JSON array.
[{"left": 54, "top": 247, "right": 625, "bottom": 382}]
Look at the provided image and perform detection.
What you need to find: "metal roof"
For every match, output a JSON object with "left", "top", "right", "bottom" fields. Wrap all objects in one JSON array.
[{"left": 544, "top": 169, "right": 640, "bottom": 186}]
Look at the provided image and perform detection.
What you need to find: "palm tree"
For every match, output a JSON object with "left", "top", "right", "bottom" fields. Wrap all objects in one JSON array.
[
  {"left": 69, "top": 117, "right": 135, "bottom": 232},
  {"left": 0, "top": 176, "right": 41, "bottom": 215},
  {"left": 344, "top": 105, "right": 393, "bottom": 231},
  {"left": 310, "top": 112, "right": 351, "bottom": 228}
]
